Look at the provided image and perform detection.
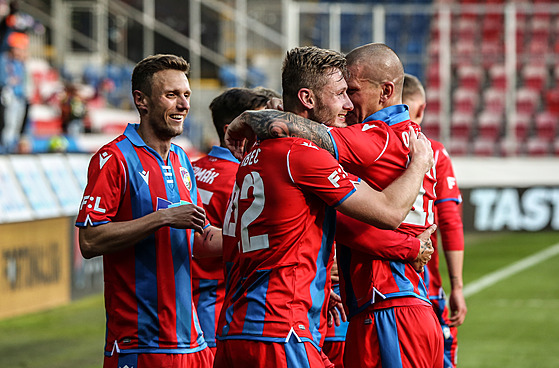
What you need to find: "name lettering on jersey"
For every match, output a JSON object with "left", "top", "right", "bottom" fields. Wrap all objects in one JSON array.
[
  {"left": 301, "top": 141, "right": 319, "bottom": 150},
  {"left": 180, "top": 167, "right": 192, "bottom": 190},
  {"left": 447, "top": 177, "right": 457, "bottom": 190},
  {"left": 193, "top": 166, "right": 220, "bottom": 184},
  {"left": 139, "top": 170, "right": 149, "bottom": 185},
  {"left": 80, "top": 195, "right": 106, "bottom": 213},
  {"left": 328, "top": 167, "right": 348, "bottom": 188},
  {"left": 241, "top": 148, "right": 261, "bottom": 167},
  {"left": 362, "top": 123, "right": 378, "bottom": 131},
  {"left": 99, "top": 152, "right": 113, "bottom": 169}
]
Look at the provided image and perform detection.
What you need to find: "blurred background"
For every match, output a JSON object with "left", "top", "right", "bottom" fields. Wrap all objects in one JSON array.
[{"left": 0, "top": 0, "right": 558, "bottom": 367}]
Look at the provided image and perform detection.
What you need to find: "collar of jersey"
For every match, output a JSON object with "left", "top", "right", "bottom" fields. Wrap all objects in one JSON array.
[
  {"left": 208, "top": 145, "right": 240, "bottom": 163},
  {"left": 124, "top": 123, "right": 166, "bottom": 162},
  {"left": 362, "top": 104, "right": 410, "bottom": 127}
]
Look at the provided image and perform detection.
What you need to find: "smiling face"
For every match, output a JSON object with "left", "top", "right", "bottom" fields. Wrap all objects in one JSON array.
[
  {"left": 142, "top": 69, "right": 191, "bottom": 140},
  {"left": 345, "top": 63, "right": 383, "bottom": 126},
  {"left": 309, "top": 68, "right": 354, "bottom": 127}
]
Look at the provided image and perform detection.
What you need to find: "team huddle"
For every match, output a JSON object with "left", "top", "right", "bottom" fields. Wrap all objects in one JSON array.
[{"left": 76, "top": 43, "right": 467, "bottom": 368}]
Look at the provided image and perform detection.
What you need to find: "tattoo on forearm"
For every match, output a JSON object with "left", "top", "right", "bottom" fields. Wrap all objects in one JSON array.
[{"left": 245, "top": 110, "right": 336, "bottom": 156}]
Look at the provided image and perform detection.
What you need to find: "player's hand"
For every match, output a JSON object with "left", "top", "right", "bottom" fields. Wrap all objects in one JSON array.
[
  {"left": 408, "top": 127, "right": 434, "bottom": 175},
  {"left": 330, "top": 258, "right": 340, "bottom": 283},
  {"left": 327, "top": 289, "right": 347, "bottom": 327},
  {"left": 164, "top": 203, "right": 206, "bottom": 234},
  {"left": 266, "top": 97, "right": 284, "bottom": 111},
  {"left": 411, "top": 224, "right": 436, "bottom": 272},
  {"left": 225, "top": 111, "right": 259, "bottom": 160},
  {"left": 448, "top": 288, "right": 468, "bottom": 327}
]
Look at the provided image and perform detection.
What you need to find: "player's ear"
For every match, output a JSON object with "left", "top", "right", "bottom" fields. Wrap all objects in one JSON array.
[
  {"left": 380, "top": 81, "right": 394, "bottom": 103},
  {"left": 417, "top": 102, "right": 426, "bottom": 121},
  {"left": 298, "top": 88, "right": 315, "bottom": 109},
  {"left": 223, "top": 123, "right": 229, "bottom": 135},
  {"left": 133, "top": 90, "right": 148, "bottom": 115}
]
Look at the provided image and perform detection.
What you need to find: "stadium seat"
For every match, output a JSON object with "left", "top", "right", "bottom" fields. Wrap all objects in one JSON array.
[
  {"left": 446, "top": 137, "right": 469, "bottom": 156},
  {"left": 553, "top": 137, "right": 559, "bottom": 156},
  {"left": 472, "top": 137, "right": 497, "bottom": 157},
  {"left": 534, "top": 112, "right": 558, "bottom": 141},
  {"left": 425, "top": 88, "right": 441, "bottom": 114},
  {"left": 450, "top": 112, "right": 474, "bottom": 139},
  {"left": 521, "top": 64, "right": 548, "bottom": 91},
  {"left": 515, "top": 87, "right": 540, "bottom": 116},
  {"left": 525, "top": 136, "right": 551, "bottom": 156},
  {"left": 421, "top": 113, "right": 440, "bottom": 140},
  {"left": 453, "top": 87, "right": 479, "bottom": 113},
  {"left": 544, "top": 88, "right": 559, "bottom": 116},
  {"left": 483, "top": 87, "right": 506, "bottom": 114},
  {"left": 477, "top": 110, "right": 503, "bottom": 140},
  {"left": 456, "top": 64, "right": 484, "bottom": 91},
  {"left": 513, "top": 113, "right": 533, "bottom": 141},
  {"left": 488, "top": 64, "right": 507, "bottom": 90}
]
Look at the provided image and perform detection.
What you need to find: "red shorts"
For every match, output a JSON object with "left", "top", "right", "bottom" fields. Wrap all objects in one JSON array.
[
  {"left": 431, "top": 298, "right": 458, "bottom": 368},
  {"left": 214, "top": 339, "right": 324, "bottom": 368},
  {"left": 344, "top": 303, "right": 443, "bottom": 368},
  {"left": 322, "top": 340, "right": 345, "bottom": 368},
  {"left": 103, "top": 348, "right": 213, "bottom": 368}
]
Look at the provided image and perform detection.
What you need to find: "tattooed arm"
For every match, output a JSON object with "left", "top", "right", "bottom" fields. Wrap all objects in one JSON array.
[{"left": 225, "top": 109, "right": 335, "bottom": 159}]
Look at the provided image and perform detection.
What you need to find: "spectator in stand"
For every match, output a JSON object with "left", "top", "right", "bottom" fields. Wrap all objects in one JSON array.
[
  {"left": 403, "top": 73, "right": 467, "bottom": 368},
  {"left": 0, "top": 30, "right": 28, "bottom": 153},
  {"left": 191, "top": 87, "right": 269, "bottom": 355}
]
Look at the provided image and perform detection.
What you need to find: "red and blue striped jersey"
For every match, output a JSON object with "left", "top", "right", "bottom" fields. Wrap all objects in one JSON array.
[
  {"left": 329, "top": 105, "right": 436, "bottom": 317},
  {"left": 216, "top": 138, "right": 356, "bottom": 350},
  {"left": 191, "top": 146, "right": 240, "bottom": 348},
  {"left": 425, "top": 139, "right": 464, "bottom": 300},
  {"left": 75, "top": 123, "right": 207, "bottom": 355}
]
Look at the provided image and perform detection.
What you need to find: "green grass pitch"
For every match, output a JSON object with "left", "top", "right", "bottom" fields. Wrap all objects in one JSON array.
[{"left": 0, "top": 231, "right": 557, "bottom": 367}]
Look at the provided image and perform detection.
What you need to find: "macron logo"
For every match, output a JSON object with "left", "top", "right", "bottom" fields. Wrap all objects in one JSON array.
[
  {"left": 362, "top": 123, "right": 377, "bottom": 132},
  {"left": 99, "top": 152, "right": 113, "bottom": 169},
  {"left": 140, "top": 170, "right": 149, "bottom": 185}
]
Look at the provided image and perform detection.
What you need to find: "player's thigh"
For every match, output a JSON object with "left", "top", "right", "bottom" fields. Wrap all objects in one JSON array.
[
  {"left": 343, "top": 310, "right": 382, "bottom": 368},
  {"left": 103, "top": 349, "right": 213, "bottom": 368},
  {"left": 214, "top": 339, "right": 324, "bottom": 368},
  {"left": 322, "top": 340, "right": 346, "bottom": 368},
  {"left": 377, "top": 305, "right": 444, "bottom": 368}
]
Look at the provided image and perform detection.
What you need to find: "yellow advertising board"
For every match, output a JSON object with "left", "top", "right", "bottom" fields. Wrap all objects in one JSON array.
[{"left": 0, "top": 217, "right": 71, "bottom": 319}]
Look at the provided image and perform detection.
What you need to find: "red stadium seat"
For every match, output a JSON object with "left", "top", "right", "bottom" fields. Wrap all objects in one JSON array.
[
  {"left": 453, "top": 87, "right": 479, "bottom": 113},
  {"left": 456, "top": 64, "right": 484, "bottom": 91},
  {"left": 421, "top": 114, "right": 440, "bottom": 141},
  {"left": 513, "top": 113, "right": 533, "bottom": 141},
  {"left": 488, "top": 64, "right": 507, "bottom": 90},
  {"left": 477, "top": 110, "right": 503, "bottom": 140},
  {"left": 521, "top": 64, "right": 548, "bottom": 91},
  {"left": 451, "top": 112, "right": 474, "bottom": 139},
  {"left": 446, "top": 137, "right": 469, "bottom": 156},
  {"left": 553, "top": 137, "right": 559, "bottom": 156},
  {"left": 515, "top": 87, "right": 540, "bottom": 116},
  {"left": 525, "top": 136, "right": 551, "bottom": 156},
  {"left": 483, "top": 87, "right": 506, "bottom": 114},
  {"left": 534, "top": 112, "right": 558, "bottom": 141},
  {"left": 472, "top": 137, "right": 497, "bottom": 156},
  {"left": 425, "top": 88, "right": 442, "bottom": 114},
  {"left": 544, "top": 88, "right": 559, "bottom": 116}
]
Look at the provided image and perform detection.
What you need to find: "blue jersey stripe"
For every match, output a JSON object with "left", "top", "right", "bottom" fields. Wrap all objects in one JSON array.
[
  {"left": 116, "top": 138, "right": 160, "bottom": 348},
  {"left": 242, "top": 270, "right": 271, "bottom": 336},
  {"left": 196, "top": 278, "right": 219, "bottom": 346},
  {"left": 374, "top": 308, "right": 404, "bottom": 368},
  {"left": 307, "top": 206, "right": 336, "bottom": 344},
  {"left": 285, "top": 338, "right": 313, "bottom": 368}
]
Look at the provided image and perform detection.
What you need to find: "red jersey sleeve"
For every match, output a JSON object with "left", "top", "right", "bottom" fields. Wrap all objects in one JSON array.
[
  {"left": 329, "top": 122, "right": 391, "bottom": 178},
  {"left": 288, "top": 139, "right": 356, "bottom": 207},
  {"left": 436, "top": 201, "right": 464, "bottom": 252},
  {"left": 76, "top": 146, "right": 127, "bottom": 227},
  {"left": 432, "top": 139, "right": 462, "bottom": 205}
]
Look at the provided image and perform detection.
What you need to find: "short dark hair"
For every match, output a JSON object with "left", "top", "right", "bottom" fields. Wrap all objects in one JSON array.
[
  {"left": 402, "top": 73, "right": 425, "bottom": 101},
  {"left": 281, "top": 46, "right": 347, "bottom": 109},
  {"left": 251, "top": 86, "right": 281, "bottom": 101},
  {"left": 131, "top": 54, "right": 190, "bottom": 97},
  {"left": 209, "top": 88, "right": 269, "bottom": 144}
]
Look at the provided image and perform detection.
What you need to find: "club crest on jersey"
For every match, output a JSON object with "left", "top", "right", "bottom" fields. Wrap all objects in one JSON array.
[{"left": 180, "top": 167, "right": 192, "bottom": 190}]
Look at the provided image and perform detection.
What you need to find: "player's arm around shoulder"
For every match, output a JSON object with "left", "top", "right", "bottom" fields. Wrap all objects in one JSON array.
[{"left": 336, "top": 128, "right": 433, "bottom": 229}]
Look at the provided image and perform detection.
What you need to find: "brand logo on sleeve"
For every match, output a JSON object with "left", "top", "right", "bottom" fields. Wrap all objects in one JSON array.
[
  {"left": 362, "top": 123, "right": 378, "bottom": 131},
  {"left": 99, "top": 152, "right": 113, "bottom": 169}
]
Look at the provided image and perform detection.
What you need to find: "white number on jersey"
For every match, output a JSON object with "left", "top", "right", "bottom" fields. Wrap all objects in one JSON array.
[
  {"left": 402, "top": 183, "right": 434, "bottom": 226},
  {"left": 222, "top": 171, "right": 269, "bottom": 253}
]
